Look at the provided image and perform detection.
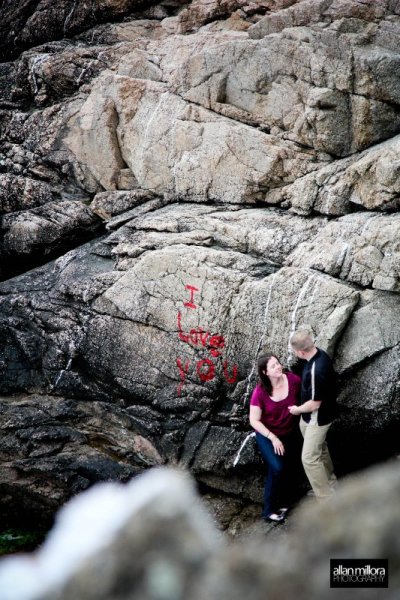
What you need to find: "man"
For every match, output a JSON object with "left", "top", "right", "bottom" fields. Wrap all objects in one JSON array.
[{"left": 288, "top": 330, "right": 337, "bottom": 500}]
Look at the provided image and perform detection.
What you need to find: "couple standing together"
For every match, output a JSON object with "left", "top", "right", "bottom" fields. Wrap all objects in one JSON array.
[{"left": 249, "top": 329, "right": 337, "bottom": 523}]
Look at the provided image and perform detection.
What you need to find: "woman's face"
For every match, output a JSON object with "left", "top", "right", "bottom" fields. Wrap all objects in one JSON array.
[{"left": 265, "top": 356, "right": 283, "bottom": 378}]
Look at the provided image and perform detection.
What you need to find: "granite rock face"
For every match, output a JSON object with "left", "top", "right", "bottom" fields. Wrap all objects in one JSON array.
[
  {"left": 0, "top": 395, "right": 162, "bottom": 528},
  {"left": 0, "top": 0, "right": 399, "bottom": 527},
  {"left": 0, "top": 0, "right": 165, "bottom": 62}
]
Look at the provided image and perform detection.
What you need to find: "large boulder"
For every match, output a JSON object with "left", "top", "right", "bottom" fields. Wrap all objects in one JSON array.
[
  {"left": 0, "top": 199, "right": 398, "bottom": 518},
  {"left": 0, "top": 0, "right": 162, "bottom": 61},
  {"left": 0, "top": 395, "right": 162, "bottom": 528},
  {"left": 268, "top": 134, "right": 400, "bottom": 215},
  {"left": 0, "top": 200, "right": 102, "bottom": 280},
  {"left": 0, "top": 175, "right": 56, "bottom": 214},
  {"left": 287, "top": 212, "right": 400, "bottom": 292},
  {"left": 64, "top": 74, "right": 329, "bottom": 200},
  {"left": 175, "top": 8, "right": 400, "bottom": 156}
]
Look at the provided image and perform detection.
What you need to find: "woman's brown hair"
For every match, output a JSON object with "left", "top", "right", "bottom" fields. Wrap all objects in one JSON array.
[{"left": 257, "top": 353, "right": 279, "bottom": 395}]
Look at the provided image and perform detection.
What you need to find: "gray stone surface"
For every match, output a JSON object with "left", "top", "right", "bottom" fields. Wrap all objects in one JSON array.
[
  {"left": 65, "top": 74, "right": 328, "bottom": 201},
  {"left": 286, "top": 212, "right": 400, "bottom": 292},
  {"left": 0, "top": 0, "right": 399, "bottom": 541},
  {"left": 0, "top": 174, "right": 57, "bottom": 214},
  {"left": 176, "top": 9, "right": 400, "bottom": 156}
]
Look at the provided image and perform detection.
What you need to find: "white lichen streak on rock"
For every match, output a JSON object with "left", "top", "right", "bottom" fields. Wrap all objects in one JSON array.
[
  {"left": 232, "top": 431, "right": 256, "bottom": 467},
  {"left": 28, "top": 54, "right": 50, "bottom": 95},
  {"left": 287, "top": 273, "right": 315, "bottom": 364},
  {"left": 243, "top": 273, "right": 276, "bottom": 405}
]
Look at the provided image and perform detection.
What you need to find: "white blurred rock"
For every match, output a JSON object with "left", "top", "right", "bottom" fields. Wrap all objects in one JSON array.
[{"left": 0, "top": 468, "right": 220, "bottom": 600}]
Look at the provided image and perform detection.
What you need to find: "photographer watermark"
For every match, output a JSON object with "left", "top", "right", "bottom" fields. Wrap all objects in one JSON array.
[{"left": 330, "top": 559, "right": 388, "bottom": 588}]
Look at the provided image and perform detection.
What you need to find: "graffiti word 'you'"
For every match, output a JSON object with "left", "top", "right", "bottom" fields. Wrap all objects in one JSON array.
[{"left": 176, "top": 284, "right": 238, "bottom": 395}]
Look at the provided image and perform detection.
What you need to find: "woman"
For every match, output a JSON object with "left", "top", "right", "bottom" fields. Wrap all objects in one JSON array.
[{"left": 249, "top": 353, "right": 301, "bottom": 522}]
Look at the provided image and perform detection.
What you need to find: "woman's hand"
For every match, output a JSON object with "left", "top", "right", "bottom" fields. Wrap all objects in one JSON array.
[
  {"left": 270, "top": 434, "right": 285, "bottom": 456},
  {"left": 288, "top": 405, "right": 301, "bottom": 416}
]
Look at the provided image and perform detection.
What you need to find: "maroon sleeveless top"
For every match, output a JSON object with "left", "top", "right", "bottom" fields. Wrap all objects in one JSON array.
[{"left": 250, "top": 372, "right": 301, "bottom": 436}]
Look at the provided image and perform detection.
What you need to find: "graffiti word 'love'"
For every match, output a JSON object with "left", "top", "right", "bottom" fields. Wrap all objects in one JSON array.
[
  {"left": 175, "top": 284, "right": 238, "bottom": 395},
  {"left": 177, "top": 312, "right": 225, "bottom": 357}
]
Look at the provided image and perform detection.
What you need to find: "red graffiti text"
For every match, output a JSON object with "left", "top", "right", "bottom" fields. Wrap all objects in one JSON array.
[
  {"left": 176, "top": 284, "right": 238, "bottom": 395},
  {"left": 177, "top": 311, "right": 225, "bottom": 357},
  {"left": 184, "top": 285, "right": 200, "bottom": 309}
]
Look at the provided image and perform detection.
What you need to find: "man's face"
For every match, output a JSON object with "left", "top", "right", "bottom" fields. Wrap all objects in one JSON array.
[{"left": 291, "top": 345, "right": 303, "bottom": 359}]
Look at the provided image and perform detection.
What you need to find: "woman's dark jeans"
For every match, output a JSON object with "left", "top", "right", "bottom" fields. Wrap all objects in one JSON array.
[{"left": 256, "top": 431, "right": 299, "bottom": 518}]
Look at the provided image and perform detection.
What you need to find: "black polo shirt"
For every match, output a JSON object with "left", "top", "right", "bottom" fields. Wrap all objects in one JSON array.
[{"left": 300, "top": 348, "right": 338, "bottom": 426}]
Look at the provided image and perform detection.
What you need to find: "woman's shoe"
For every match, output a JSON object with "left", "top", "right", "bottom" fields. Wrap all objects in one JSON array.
[
  {"left": 277, "top": 507, "right": 289, "bottom": 516},
  {"left": 264, "top": 512, "right": 285, "bottom": 523}
]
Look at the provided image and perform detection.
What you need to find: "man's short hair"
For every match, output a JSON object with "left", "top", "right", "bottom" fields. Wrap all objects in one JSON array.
[{"left": 290, "top": 329, "right": 315, "bottom": 352}]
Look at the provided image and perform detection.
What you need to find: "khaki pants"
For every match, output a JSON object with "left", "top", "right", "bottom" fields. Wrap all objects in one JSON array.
[{"left": 300, "top": 418, "right": 337, "bottom": 499}]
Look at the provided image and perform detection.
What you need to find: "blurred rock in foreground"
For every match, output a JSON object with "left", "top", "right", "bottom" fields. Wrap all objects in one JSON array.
[{"left": 0, "top": 462, "right": 399, "bottom": 600}]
